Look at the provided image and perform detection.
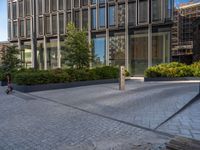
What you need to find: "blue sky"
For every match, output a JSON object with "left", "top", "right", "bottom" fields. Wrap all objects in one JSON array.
[{"left": 0, "top": 0, "right": 191, "bottom": 42}]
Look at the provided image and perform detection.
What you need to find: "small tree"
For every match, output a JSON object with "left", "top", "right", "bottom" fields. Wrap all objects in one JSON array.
[
  {"left": 1, "top": 46, "right": 21, "bottom": 71},
  {"left": 63, "top": 22, "right": 92, "bottom": 69}
]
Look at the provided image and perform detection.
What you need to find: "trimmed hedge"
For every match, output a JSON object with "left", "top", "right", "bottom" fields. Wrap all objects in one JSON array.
[
  {"left": 144, "top": 62, "right": 200, "bottom": 78},
  {"left": 13, "top": 66, "right": 119, "bottom": 85}
]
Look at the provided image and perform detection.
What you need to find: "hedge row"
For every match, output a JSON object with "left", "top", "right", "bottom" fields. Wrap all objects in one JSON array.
[
  {"left": 145, "top": 62, "right": 200, "bottom": 78},
  {"left": 12, "top": 66, "right": 119, "bottom": 85}
]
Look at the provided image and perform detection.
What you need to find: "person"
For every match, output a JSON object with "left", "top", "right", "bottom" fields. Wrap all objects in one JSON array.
[{"left": 6, "top": 73, "right": 13, "bottom": 94}]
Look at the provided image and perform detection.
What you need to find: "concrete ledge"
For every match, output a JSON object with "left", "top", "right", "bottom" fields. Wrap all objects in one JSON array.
[
  {"left": 0, "top": 81, "right": 7, "bottom": 86},
  {"left": 13, "top": 79, "right": 118, "bottom": 93},
  {"left": 144, "top": 77, "right": 200, "bottom": 82}
]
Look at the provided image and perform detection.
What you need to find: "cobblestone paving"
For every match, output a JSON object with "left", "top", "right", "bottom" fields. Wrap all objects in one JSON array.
[
  {"left": 158, "top": 98, "right": 200, "bottom": 140},
  {"left": 0, "top": 81, "right": 199, "bottom": 149},
  {"left": 31, "top": 81, "right": 199, "bottom": 129},
  {"left": 0, "top": 86, "right": 170, "bottom": 150}
]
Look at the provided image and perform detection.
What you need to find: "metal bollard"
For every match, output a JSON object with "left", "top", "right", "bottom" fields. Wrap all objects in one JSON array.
[{"left": 119, "top": 66, "right": 125, "bottom": 90}]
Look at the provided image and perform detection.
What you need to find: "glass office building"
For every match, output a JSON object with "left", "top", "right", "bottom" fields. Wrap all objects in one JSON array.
[{"left": 8, "top": 0, "right": 173, "bottom": 76}]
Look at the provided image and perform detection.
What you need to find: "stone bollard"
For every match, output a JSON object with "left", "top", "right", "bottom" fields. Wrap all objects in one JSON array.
[{"left": 119, "top": 66, "right": 125, "bottom": 90}]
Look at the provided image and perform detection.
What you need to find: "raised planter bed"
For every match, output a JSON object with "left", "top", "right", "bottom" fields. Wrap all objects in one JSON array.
[
  {"left": 0, "top": 81, "right": 7, "bottom": 86},
  {"left": 144, "top": 77, "right": 200, "bottom": 82},
  {"left": 13, "top": 79, "right": 118, "bottom": 93}
]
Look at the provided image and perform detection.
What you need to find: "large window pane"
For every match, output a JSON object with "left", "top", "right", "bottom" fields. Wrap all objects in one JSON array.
[
  {"left": 45, "top": 0, "right": 49, "bottom": 13},
  {"left": 21, "top": 42, "right": 32, "bottom": 68},
  {"left": 37, "top": 42, "right": 44, "bottom": 69},
  {"left": 99, "top": 7, "right": 105, "bottom": 28},
  {"left": 128, "top": 2, "right": 136, "bottom": 26},
  {"left": 82, "top": 0, "right": 88, "bottom": 6},
  {"left": 59, "top": 14, "right": 64, "bottom": 34},
  {"left": 139, "top": 0, "right": 148, "bottom": 24},
  {"left": 109, "top": 6, "right": 115, "bottom": 26},
  {"left": 19, "top": 0, "right": 23, "bottom": 17},
  {"left": 59, "top": 0, "right": 63, "bottom": 10},
  {"left": 38, "top": 0, "right": 43, "bottom": 15},
  {"left": 118, "top": 4, "right": 125, "bottom": 27},
  {"left": 66, "top": 12, "right": 71, "bottom": 25},
  {"left": 66, "top": 0, "right": 71, "bottom": 10},
  {"left": 51, "top": 0, "right": 57, "bottom": 11},
  {"left": 47, "top": 39, "right": 58, "bottom": 69},
  {"left": 8, "top": 3, "right": 11, "bottom": 19},
  {"left": 8, "top": 22, "right": 11, "bottom": 39},
  {"left": 25, "top": 0, "right": 30, "bottom": 16},
  {"left": 38, "top": 17, "right": 43, "bottom": 35},
  {"left": 91, "top": 8, "right": 96, "bottom": 29},
  {"left": 45, "top": 16, "right": 50, "bottom": 34},
  {"left": 129, "top": 31, "right": 148, "bottom": 75},
  {"left": 165, "top": 0, "right": 172, "bottom": 20},
  {"left": 20, "top": 20, "right": 24, "bottom": 37},
  {"left": 152, "top": 0, "right": 162, "bottom": 22},
  {"left": 26, "top": 19, "right": 31, "bottom": 37},
  {"left": 13, "top": 21, "right": 18, "bottom": 38},
  {"left": 109, "top": 34, "right": 125, "bottom": 66},
  {"left": 74, "top": 0, "right": 79, "bottom": 8},
  {"left": 93, "top": 37, "right": 106, "bottom": 67},
  {"left": 74, "top": 11, "right": 80, "bottom": 28},
  {"left": 82, "top": 9, "right": 88, "bottom": 29},
  {"left": 52, "top": 15, "right": 57, "bottom": 34},
  {"left": 13, "top": 2, "right": 17, "bottom": 19}
]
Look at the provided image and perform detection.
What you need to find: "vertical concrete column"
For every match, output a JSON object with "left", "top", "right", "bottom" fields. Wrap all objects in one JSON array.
[
  {"left": 43, "top": 36, "right": 47, "bottom": 70},
  {"left": 57, "top": 35, "right": 61, "bottom": 68},
  {"left": 106, "top": 29, "right": 109, "bottom": 66},
  {"left": 163, "top": 33, "right": 166, "bottom": 63},
  {"left": 125, "top": 1, "right": 129, "bottom": 70},
  {"left": 148, "top": 24, "right": 152, "bottom": 68}
]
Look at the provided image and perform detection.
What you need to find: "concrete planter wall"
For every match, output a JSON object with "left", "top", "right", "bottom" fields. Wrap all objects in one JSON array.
[
  {"left": 144, "top": 77, "right": 200, "bottom": 82},
  {"left": 13, "top": 79, "right": 118, "bottom": 93},
  {"left": 0, "top": 81, "right": 7, "bottom": 86}
]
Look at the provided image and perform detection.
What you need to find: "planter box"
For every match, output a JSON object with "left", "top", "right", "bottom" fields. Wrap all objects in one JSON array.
[
  {"left": 144, "top": 77, "right": 200, "bottom": 82},
  {"left": 0, "top": 81, "right": 7, "bottom": 86},
  {"left": 13, "top": 79, "right": 118, "bottom": 93}
]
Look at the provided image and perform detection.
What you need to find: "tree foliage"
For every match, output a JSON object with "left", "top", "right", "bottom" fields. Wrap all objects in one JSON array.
[
  {"left": 1, "top": 46, "right": 21, "bottom": 71},
  {"left": 63, "top": 22, "right": 92, "bottom": 69}
]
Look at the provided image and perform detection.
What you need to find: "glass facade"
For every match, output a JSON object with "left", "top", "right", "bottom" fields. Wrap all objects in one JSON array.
[
  {"left": 109, "top": 34, "right": 125, "bottom": 66},
  {"left": 93, "top": 37, "right": 106, "bottom": 67},
  {"left": 21, "top": 41, "right": 32, "bottom": 68},
  {"left": 8, "top": 0, "right": 173, "bottom": 74}
]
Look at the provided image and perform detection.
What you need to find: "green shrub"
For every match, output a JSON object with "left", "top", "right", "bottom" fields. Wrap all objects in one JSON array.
[
  {"left": 13, "top": 66, "right": 119, "bottom": 85},
  {"left": 144, "top": 62, "right": 193, "bottom": 78},
  {"left": 191, "top": 61, "right": 200, "bottom": 77}
]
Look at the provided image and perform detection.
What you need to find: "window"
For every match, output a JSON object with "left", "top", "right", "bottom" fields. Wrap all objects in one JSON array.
[
  {"left": 66, "top": 12, "right": 71, "bottom": 25},
  {"left": 45, "top": 16, "right": 50, "bottom": 34},
  {"left": 20, "top": 20, "right": 24, "bottom": 37},
  {"left": 25, "top": 0, "right": 30, "bottom": 16},
  {"left": 152, "top": 0, "right": 161, "bottom": 22},
  {"left": 165, "top": 0, "right": 172, "bottom": 20},
  {"left": 59, "top": 13, "right": 64, "bottom": 34},
  {"left": 93, "top": 37, "right": 106, "bottom": 67},
  {"left": 38, "top": 0, "right": 43, "bottom": 15},
  {"left": 8, "top": 3, "right": 11, "bottom": 19},
  {"left": 139, "top": 0, "right": 148, "bottom": 24},
  {"left": 66, "top": 0, "right": 71, "bottom": 10},
  {"left": 128, "top": 2, "right": 136, "bottom": 26},
  {"left": 38, "top": 17, "right": 43, "bottom": 35},
  {"left": 109, "top": 6, "right": 115, "bottom": 26},
  {"left": 59, "top": 0, "right": 63, "bottom": 10},
  {"left": 52, "top": 15, "right": 57, "bottom": 34},
  {"left": 91, "top": 0, "right": 96, "bottom": 5},
  {"left": 19, "top": 0, "right": 23, "bottom": 17},
  {"left": 99, "top": 0, "right": 105, "bottom": 4},
  {"left": 99, "top": 7, "right": 105, "bottom": 28},
  {"left": 82, "top": 0, "right": 88, "bottom": 6},
  {"left": 8, "top": 22, "right": 11, "bottom": 39},
  {"left": 74, "top": 11, "right": 80, "bottom": 28},
  {"left": 51, "top": 0, "right": 57, "bottom": 11},
  {"left": 13, "top": 21, "right": 18, "bottom": 38},
  {"left": 118, "top": 4, "right": 125, "bottom": 27},
  {"left": 26, "top": 19, "right": 31, "bottom": 37},
  {"left": 82, "top": 9, "right": 88, "bottom": 29},
  {"left": 45, "top": 0, "right": 49, "bottom": 13},
  {"left": 74, "top": 0, "right": 79, "bottom": 8},
  {"left": 13, "top": 2, "right": 17, "bottom": 19},
  {"left": 91, "top": 8, "right": 96, "bottom": 29}
]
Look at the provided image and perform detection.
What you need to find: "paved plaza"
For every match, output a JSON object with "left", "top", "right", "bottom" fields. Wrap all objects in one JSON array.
[{"left": 0, "top": 80, "right": 200, "bottom": 149}]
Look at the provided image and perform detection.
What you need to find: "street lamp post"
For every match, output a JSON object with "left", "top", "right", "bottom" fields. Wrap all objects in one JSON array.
[{"left": 32, "top": 0, "right": 37, "bottom": 69}]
